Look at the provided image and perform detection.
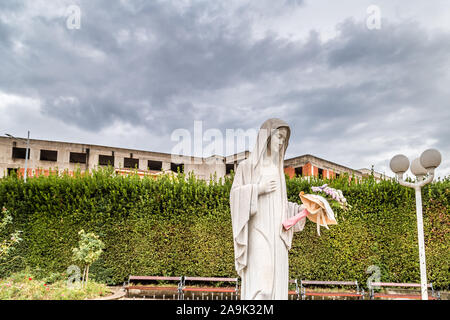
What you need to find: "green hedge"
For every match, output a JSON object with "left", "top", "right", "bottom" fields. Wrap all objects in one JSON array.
[{"left": 0, "top": 168, "right": 448, "bottom": 289}]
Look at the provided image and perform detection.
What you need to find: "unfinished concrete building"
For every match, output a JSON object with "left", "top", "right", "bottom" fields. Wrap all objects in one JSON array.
[{"left": 0, "top": 136, "right": 380, "bottom": 181}]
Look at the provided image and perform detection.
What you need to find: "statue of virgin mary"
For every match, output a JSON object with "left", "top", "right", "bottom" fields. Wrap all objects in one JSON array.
[{"left": 230, "top": 118, "right": 307, "bottom": 300}]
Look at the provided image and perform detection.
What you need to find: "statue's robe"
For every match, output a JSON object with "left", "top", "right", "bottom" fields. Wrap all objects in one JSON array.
[{"left": 230, "top": 119, "right": 306, "bottom": 300}]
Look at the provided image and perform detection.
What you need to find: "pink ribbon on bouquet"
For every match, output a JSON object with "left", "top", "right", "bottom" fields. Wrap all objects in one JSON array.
[{"left": 282, "top": 208, "right": 310, "bottom": 231}]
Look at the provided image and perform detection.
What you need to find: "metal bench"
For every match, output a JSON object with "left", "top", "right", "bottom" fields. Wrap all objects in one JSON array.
[
  {"left": 181, "top": 276, "right": 239, "bottom": 300},
  {"left": 300, "top": 280, "right": 364, "bottom": 300},
  {"left": 289, "top": 279, "right": 300, "bottom": 300},
  {"left": 125, "top": 275, "right": 183, "bottom": 299},
  {"left": 369, "top": 282, "right": 440, "bottom": 300}
]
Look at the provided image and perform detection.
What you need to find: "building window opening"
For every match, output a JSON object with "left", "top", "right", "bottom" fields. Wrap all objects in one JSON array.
[
  {"left": 124, "top": 158, "right": 139, "bottom": 169},
  {"left": 171, "top": 163, "right": 184, "bottom": 173},
  {"left": 226, "top": 163, "right": 235, "bottom": 175},
  {"left": 99, "top": 155, "right": 115, "bottom": 166},
  {"left": 12, "top": 147, "right": 30, "bottom": 159},
  {"left": 40, "top": 150, "right": 58, "bottom": 162},
  {"left": 295, "top": 166, "right": 303, "bottom": 177},
  {"left": 148, "top": 160, "right": 162, "bottom": 171},
  {"left": 7, "top": 168, "right": 18, "bottom": 177},
  {"left": 318, "top": 168, "right": 324, "bottom": 179},
  {"left": 70, "top": 152, "right": 87, "bottom": 164}
]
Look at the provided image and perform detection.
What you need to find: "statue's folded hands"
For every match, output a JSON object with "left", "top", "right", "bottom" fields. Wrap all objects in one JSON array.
[{"left": 258, "top": 178, "right": 277, "bottom": 195}]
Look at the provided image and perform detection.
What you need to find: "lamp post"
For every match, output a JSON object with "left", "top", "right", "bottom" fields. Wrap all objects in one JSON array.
[
  {"left": 5, "top": 131, "right": 31, "bottom": 183},
  {"left": 389, "top": 149, "right": 442, "bottom": 300}
]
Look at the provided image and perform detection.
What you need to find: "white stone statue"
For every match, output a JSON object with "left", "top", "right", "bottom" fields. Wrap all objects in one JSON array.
[{"left": 230, "top": 118, "right": 307, "bottom": 300}]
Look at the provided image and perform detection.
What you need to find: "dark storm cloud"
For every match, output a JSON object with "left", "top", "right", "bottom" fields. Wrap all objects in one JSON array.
[
  {"left": 0, "top": 0, "right": 323, "bottom": 135},
  {"left": 0, "top": 1, "right": 449, "bottom": 176},
  {"left": 0, "top": 0, "right": 314, "bottom": 132},
  {"left": 265, "top": 19, "right": 450, "bottom": 171}
]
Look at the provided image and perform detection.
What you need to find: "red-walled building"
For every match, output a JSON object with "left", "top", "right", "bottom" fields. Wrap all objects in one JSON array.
[{"left": 283, "top": 154, "right": 371, "bottom": 180}]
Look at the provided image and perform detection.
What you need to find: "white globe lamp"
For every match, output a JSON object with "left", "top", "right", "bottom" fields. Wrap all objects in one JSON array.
[
  {"left": 420, "top": 149, "right": 442, "bottom": 171},
  {"left": 389, "top": 148, "right": 442, "bottom": 300},
  {"left": 390, "top": 154, "right": 410, "bottom": 175},
  {"left": 411, "top": 158, "right": 427, "bottom": 179}
]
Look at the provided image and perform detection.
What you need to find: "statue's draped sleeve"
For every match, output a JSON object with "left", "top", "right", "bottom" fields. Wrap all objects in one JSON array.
[
  {"left": 287, "top": 201, "right": 306, "bottom": 233},
  {"left": 281, "top": 201, "right": 307, "bottom": 250},
  {"left": 230, "top": 161, "right": 258, "bottom": 276}
]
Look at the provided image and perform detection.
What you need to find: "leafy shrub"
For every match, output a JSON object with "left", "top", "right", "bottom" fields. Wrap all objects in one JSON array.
[
  {"left": 72, "top": 230, "right": 105, "bottom": 287},
  {"left": 0, "top": 168, "right": 448, "bottom": 289},
  {"left": 0, "top": 208, "right": 22, "bottom": 261}
]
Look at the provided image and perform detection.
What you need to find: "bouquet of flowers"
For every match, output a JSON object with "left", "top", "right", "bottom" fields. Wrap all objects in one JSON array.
[
  {"left": 282, "top": 185, "right": 350, "bottom": 235},
  {"left": 311, "top": 184, "right": 351, "bottom": 212}
]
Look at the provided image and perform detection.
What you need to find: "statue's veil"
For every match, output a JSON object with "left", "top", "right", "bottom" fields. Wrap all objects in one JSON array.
[{"left": 248, "top": 118, "right": 291, "bottom": 182}]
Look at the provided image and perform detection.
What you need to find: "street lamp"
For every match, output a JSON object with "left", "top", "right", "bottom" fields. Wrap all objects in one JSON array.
[
  {"left": 389, "top": 148, "right": 442, "bottom": 300},
  {"left": 5, "top": 131, "right": 31, "bottom": 183}
]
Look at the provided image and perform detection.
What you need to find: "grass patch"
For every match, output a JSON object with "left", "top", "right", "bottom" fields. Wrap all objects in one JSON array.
[{"left": 0, "top": 269, "right": 111, "bottom": 300}]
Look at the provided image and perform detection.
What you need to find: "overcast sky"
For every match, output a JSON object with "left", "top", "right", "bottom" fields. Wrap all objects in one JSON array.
[{"left": 1, "top": 0, "right": 449, "bottom": 178}]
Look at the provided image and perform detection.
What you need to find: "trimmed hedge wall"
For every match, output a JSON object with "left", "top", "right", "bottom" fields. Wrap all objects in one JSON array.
[{"left": 0, "top": 168, "right": 448, "bottom": 289}]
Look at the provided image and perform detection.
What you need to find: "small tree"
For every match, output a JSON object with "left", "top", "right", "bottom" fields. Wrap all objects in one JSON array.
[
  {"left": 0, "top": 208, "right": 22, "bottom": 261},
  {"left": 72, "top": 230, "right": 104, "bottom": 287}
]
